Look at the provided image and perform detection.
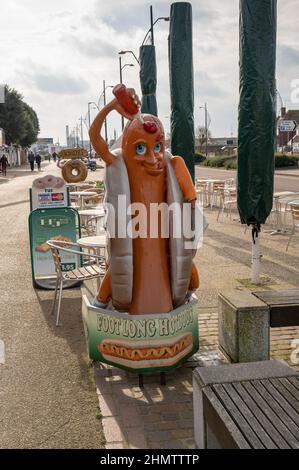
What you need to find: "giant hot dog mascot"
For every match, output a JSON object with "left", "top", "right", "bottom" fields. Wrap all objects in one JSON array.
[{"left": 89, "top": 85, "right": 199, "bottom": 315}]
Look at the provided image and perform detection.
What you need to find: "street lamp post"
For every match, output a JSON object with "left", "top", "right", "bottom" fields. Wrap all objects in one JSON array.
[
  {"left": 88, "top": 102, "right": 98, "bottom": 157},
  {"left": 98, "top": 81, "right": 114, "bottom": 143},
  {"left": 205, "top": 103, "right": 208, "bottom": 157},
  {"left": 118, "top": 50, "right": 140, "bottom": 65},
  {"left": 88, "top": 104, "right": 92, "bottom": 156},
  {"left": 76, "top": 124, "right": 79, "bottom": 147},
  {"left": 150, "top": 5, "right": 154, "bottom": 45},
  {"left": 78, "top": 117, "right": 84, "bottom": 148},
  {"left": 118, "top": 57, "right": 135, "bottom": 131},
  {"left": 141, "top": 7, "right": 169, "bottom": 46},
  {"left": 119, "top": 57, "right": 124, "bottom": 131},
  {"left": 199, "top": 104, "right": 210, "bottom": 157}
]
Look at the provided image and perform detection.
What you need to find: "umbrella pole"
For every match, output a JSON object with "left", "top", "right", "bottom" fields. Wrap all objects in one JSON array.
[{"left": 251, "top": 224, "right": 261, "bottom": 285}]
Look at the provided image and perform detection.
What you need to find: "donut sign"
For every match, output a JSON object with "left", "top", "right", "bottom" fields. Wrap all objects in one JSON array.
[{"left": 31, "top": 175, "right": 69, "bottom": 210}]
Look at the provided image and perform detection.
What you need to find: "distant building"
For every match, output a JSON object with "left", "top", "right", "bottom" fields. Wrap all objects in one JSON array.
[
  {"left": 31, "top": 138, "right": 62, "bottom": 155},
  {"left": 277, "top": 107, "right": 299, "bottom": 149},
  {"left": 196, "top": 137, "right": 238, "bottom": 155}
]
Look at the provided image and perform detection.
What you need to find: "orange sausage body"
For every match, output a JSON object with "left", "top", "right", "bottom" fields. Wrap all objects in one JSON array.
[{"left": 94, "top": 114, "right": 198, "bottom": 314}]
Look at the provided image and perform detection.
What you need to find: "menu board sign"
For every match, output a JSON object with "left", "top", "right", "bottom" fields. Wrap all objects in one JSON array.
[{"left": 29, "top": 208, "right": 79, "bottom": 282}]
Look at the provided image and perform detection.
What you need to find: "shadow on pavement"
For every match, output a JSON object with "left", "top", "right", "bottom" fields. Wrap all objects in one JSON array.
[
  {"left": 0, "top": 199, "right": 30, "bottom": 210},
  {"left": 205, "top": 226, "right": 299, "bottom": 286},
  {"left": 94, "top": 361, "right": 195, "bottom": 449},
  {"left": 34, "top": 288, "right": 94, "bottom": 391}
]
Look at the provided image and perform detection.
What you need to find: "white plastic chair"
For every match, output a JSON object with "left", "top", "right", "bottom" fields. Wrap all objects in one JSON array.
[
  {"left": 286, "top": 204, "right": 299, "bottom": 251},
  {"left": 217, "top": 188, "right": 237, "bottom": 221}
]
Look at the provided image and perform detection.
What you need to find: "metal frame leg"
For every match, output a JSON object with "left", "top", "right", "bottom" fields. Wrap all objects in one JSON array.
[
  {"left": 160, "top": 372, "right": 166, "bottom": 386},
  {"left": 51, "top": 278, "right": 59, "bottom": 315},
  {"left": 139, "top": 374, "right": 144, "bottom": 388},
  {"left": 286, "top": 230, "right": 294, "bottom": 252},
  {"left": 56, "top": 280, "right": 64, "bottom": 327}
]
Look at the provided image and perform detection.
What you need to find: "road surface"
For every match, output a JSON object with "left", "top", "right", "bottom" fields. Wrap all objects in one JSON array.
[{"left": 195, "top": 166, "right": 299, "bottom": 193}]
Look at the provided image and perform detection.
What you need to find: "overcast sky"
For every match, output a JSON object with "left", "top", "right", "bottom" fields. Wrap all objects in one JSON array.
[{"left": 1, "top": 0, "right": 298, "bottom": 145}]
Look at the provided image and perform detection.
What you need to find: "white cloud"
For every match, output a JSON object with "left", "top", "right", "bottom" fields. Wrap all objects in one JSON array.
[{"left": 0, "top": 0, "right": 298, "bottom": 144}]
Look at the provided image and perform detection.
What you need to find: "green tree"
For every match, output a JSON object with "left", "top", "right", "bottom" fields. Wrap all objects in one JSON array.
[
  {"left": 196, "top": 126, "right": 211, "bottom": 153},
  {"left": 0, "top": 85, "right": 39, "bottom": 147},
  {"left": 19, "top": 103, "right": 39, "bottom": 148}
]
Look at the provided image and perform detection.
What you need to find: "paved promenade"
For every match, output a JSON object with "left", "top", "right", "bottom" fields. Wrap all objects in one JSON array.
[
  {"left": 0, "top": 162, "right": 105, "bottom": 448},
  {"left": 1, "top": 162, "right": 298, "bottom": 449}
]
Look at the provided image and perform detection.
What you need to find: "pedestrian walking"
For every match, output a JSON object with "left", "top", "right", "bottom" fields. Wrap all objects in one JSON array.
[
  {"left": 35, "top": 153, "right": 42, "bottom": 172},
  {"left": 0, "top": 154, "right": 8, "bottom": 177},
  {"left": 28, "top": 152, "right": 35, "bottom": 172},
  {"left": 52, "top": 152, "right": 58, "bottom": 163}
]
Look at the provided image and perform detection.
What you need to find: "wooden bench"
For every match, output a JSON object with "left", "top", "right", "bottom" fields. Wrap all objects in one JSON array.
[
  {"left": 193, "top": 360, "right": 299, "bottom": 449},
  {"left": 253, "top": 289, "right": 299, "bottom": 327}
]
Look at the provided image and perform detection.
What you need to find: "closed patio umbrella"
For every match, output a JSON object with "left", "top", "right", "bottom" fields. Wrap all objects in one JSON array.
[
  {"left": 139, "top": 44, "right": 158, "bottom": 116},
  {"left": 238, "top": 0, "right": 277, "bottom": 283},
  {"left": 168, "top": 2, "right": 195, "bottom": 182}
]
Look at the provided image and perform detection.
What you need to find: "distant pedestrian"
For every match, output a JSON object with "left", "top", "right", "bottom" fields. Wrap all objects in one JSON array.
[
  {"left": 0, "top": 154, "right": 8, "bottom": 176},
  {"left": 28, "top": 152, "right": 35, "bottom": 172},
  {"left": 35, "top": 153, "right": 42, "bottom": 171},
  {"left": 47, "top": 153, "right": 51, "bottom": 163},
  {"left": 52, "top": 152, "right": 58, "bottom": 163}
]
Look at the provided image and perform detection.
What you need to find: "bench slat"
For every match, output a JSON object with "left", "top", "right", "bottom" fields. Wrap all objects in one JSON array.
[
  {"left": 268, "top": 378, "right": 299, "bottom": 415},
  {"left": 253, "top": 290, "right": 299, "bottom": 327},
  {"left": 279, "top": 378, "right": 299, "bottom": 413},
  {"left": 234, "top": 382, "right": 290, "bottom": 449},
  {"left": 251, "top": 380, "right": 299, "bottom": 446},
  {"left": 289, "top": 377, "right": 299, "bottom": 392},
  {"left": 277, "top": 378, "right": 299, "bottom": 408},
  {"left": 203, "top": 387, "right": 251, "bottom": 449},
  {"left": 222, "top": 383, "right": 275, "bottom": 449},
  {"left": 261, "top": 379, "right": 299, "bottom": 426},
  {"left": 212, "top": 384, "right": 265, "bottom": 449},
  {"left": 261, "top": 298, "right": 299, "bottom": 305},
  {"left": 254, "top": 289, "right": 299, "bottom": 302}
]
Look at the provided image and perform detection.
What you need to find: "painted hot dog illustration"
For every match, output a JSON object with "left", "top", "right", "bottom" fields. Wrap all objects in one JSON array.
[{"left": 97, "top": 333, "right": 194, "bottom": 368}]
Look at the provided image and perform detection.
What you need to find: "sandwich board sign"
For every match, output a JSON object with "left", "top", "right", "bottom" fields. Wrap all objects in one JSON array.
[
  {"left": 29, "top": 207, "right": 81, "bottom": 290},
  {"left": 29, "top": 175, "right": 81, "bottom": 290}
]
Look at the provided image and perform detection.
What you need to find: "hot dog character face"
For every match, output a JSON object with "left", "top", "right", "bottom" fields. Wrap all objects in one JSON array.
[{"left": 122, "top": 116, "right": 166, "bottom": 178}]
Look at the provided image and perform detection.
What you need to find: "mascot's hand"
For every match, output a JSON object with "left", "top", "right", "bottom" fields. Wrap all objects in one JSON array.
[{"left": 111, "top": 88, "right": 141, "bottom": 121}]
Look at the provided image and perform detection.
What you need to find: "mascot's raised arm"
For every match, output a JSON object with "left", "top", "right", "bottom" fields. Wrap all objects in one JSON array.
[{"left": 89, "top": 84, "right": 199, "bottom": 316}]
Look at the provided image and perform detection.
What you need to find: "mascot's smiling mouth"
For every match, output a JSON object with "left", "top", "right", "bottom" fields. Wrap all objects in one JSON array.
[{"left": 143, "top": 161, "right": 164, "bottom": 176}]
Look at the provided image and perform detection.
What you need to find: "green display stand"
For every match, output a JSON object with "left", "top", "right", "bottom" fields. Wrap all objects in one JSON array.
[{"left": 29, "top": 207, "right": 81, "bottom": 290}]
